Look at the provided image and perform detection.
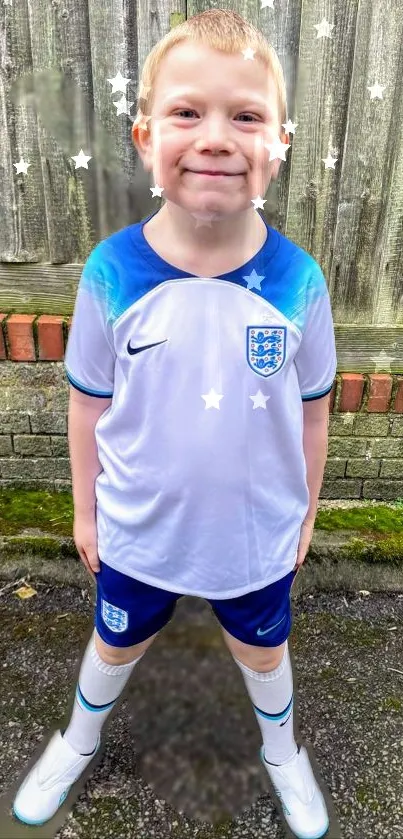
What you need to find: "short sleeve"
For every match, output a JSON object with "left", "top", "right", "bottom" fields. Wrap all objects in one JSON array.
[
  {"left": 294, "top": 268, "right": 337, "bottom": 401},
  {"left": 64, "top": 264, "right": 115, "bottom": 397}
]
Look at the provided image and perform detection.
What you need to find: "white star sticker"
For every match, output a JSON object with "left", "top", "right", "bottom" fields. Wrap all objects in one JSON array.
[
  {"left": 282, "top": 119, "right": 298, "bottom": 135},
  {"left": 107, "top": 72, "right": 131, "bottom": 95},
  {"left": 190, "top": 211, "right": 219, "bottom": 227},
  {"left": 314, "top": 18, "right": 335, "bottom": 39},
  {"left": 368, "top": 83, "right": 386, "bottom": 100},
  {"left": 71, "top": 149, "right": 92, "bottom": 170},
  {"left": 260, "top": 313, "right": 273, "bottom": 324},
  {"left": 341, "top": 413, "right": 355, "bottom": 430},
  {"left": 242, "top": 47, "right": 256, "bottom": 61},
  {"left": 251, "top": 195, "right": 267, "bottom": 210},
  {"left": 322, "top": 154, "right": 338, "bottom": 170},
  {"left": 243, "top": 268, "right": 265, "bottom": 291},
  {"left": 264, "top": 135, "right": 291, "bottom": 162},
  {"left": 113, "top": 95, "right": 134, "bottom": 117},
  {"left": 202, "top": 388, "right": 224, "bottom": 409},
  {"left": 150, "top": 184, "right": 164, "bottom": 198},
  {"left": 13, "top": 158, "right": 31, "bottom": 175},
  {"left": 250, "top": 390, "right": 270, "bottom": 409},
  {"left": 370, "top": 349, "right": 396, "bottom": 373},
  {"left": 194, "top": 216, "right": 215, "bottom": 229}
]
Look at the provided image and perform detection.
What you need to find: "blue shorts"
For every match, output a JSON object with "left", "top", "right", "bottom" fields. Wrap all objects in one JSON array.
[{"left": 95, "top": 562, "right": 299, "bottom": 649}]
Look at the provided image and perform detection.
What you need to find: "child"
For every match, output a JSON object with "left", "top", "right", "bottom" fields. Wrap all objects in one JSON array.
[{"left": 13, "top": 9, "right": 337, "bottom": 838}]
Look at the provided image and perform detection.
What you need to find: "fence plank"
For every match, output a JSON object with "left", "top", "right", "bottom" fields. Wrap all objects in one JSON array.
[
  {"left": 1, "top": 0, "right": 402, "bottom": 338},
  {"left": 0, "top": 0, "right": 49, "bottom": 262},
  {"left": 329, "top": 0, "right": 403, "bottom": 328}
]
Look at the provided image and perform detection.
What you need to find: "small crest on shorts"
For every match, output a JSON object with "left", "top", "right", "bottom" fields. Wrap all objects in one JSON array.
[
  {"left": 101, "top": 599, "right": 128, "bottom": 633},
  {"left": 246, "top": 326, "right": 286, "bottom": 378}
]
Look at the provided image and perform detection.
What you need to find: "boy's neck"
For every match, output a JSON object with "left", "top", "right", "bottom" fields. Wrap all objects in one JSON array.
[{"left": 155, "top": 202, "right": 265, "bottom": 254}]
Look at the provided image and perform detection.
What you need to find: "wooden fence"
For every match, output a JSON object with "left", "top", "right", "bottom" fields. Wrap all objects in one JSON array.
[{"left": 0, "top": 0, "right": 402, "bottom": 373}]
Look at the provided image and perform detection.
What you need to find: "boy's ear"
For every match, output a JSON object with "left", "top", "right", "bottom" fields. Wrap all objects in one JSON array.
[
  {"left": 132, "top": 115, "right": 153, "bottom": 172},
  {"left": 279, "top": 130, "right": 290, "bottom": 149}
]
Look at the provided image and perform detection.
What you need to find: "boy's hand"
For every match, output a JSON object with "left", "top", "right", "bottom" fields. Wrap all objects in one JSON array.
[
  {"left": 293, "top": 520, "right": 315, "bottom": 571},
  {"left": 73, "top": 512, "right": 100, "bottom": 581}
]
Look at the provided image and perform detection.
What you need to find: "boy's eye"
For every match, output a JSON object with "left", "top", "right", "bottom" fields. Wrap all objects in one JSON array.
[{"left": 173, "top": 109, "right": 260, "bottom": 122}]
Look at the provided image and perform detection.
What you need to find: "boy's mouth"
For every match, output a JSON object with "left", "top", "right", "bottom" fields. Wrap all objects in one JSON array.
[{"left": 186, "top": 170, "right": 243, "bottom": 177}]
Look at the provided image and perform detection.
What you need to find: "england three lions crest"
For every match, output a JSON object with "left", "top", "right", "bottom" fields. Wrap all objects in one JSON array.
[
  {"left": 246, "top": 326, "right": 287, "bottom": 378},
  {"left": 101, "top": 598, "right": 129, "bottom": 633}
]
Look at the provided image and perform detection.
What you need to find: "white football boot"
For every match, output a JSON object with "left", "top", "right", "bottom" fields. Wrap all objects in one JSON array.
[
  {"left": 13, "top": 730, "right": 101, "bottom": 826},
  {"left": 260, "top": 744, "right": 330, "bottom": 839}
]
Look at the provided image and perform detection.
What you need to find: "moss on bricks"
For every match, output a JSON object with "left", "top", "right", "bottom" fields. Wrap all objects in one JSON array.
[
  {"left": 316, "top": 501, "right": 403, "bottom": 535},
  {"left": 0, "top": 489, "right": 74, "bottom": 538},
  {"left": 4, "top": 536, "right": 70, "bottom": 558},
  {"left": 1, "top": 489, "right": 403, "bottom": 541},
  {"left": 339, "top": 532, "right": 403, "bottom": 566}
]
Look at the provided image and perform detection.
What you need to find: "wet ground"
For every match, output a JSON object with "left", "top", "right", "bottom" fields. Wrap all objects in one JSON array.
[{"left": 0, "top": 577, "right": 402, "bottom": 839}]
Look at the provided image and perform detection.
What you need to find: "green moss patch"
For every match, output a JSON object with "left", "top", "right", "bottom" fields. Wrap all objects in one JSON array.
[
  {"left": 1, "top": 612, "right": 89, "bottom": 643},
  {"left": 1, "top": 490, "right": 403, "bottom": 539},
  {"left": 380, "top": 696, "right": 402, "bottom": 713},
  {"left": 292, "top": 611, "right": 393, "bottom": 648},
  {"left": 69, "top": 795, "right": 140, "bottom": 835},
  {"left": 0, "top": 613, "right": 89, "bottom": 729},
  {"left": 0, "top": 489, "right": 74, "bottom": 537},
  {"left": 337, "top": 532, "right": 403, "bottom": 566},
  {"left": 355, "top": 785, "right": 384, "bottom": 813},
  {"left": 317, "top": 502, "right": 403, "bottom": 534}
]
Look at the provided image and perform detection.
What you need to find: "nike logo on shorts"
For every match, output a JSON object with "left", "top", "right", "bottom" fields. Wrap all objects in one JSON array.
[{"left": 257, "top": 614, "right": 286, "bottom": 636}]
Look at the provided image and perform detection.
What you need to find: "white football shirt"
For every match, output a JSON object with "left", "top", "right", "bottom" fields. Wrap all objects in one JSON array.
[{"left": 64, "top": 209, "right": 337, "bottom": 598}]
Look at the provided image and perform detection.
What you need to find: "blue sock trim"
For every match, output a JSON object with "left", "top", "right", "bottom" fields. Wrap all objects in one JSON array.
[
  {"left": 253, "top": 693, "right": 293, "bottom": 722},
  {"left": 76, "top": 685, "right": 116, "bottom": 713}
]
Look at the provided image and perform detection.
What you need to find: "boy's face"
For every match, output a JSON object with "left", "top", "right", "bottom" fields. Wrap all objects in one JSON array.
[{"left": 132, "top": 41, "right": 288, "bottom": 221}]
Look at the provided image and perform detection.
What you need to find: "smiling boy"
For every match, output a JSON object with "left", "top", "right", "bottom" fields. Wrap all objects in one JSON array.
[
  {"left": 137, "top": 41, "right": 284, "bottom": 274},
  {"left": 13, "top": 10, "right": 336, "bottom": 839}
]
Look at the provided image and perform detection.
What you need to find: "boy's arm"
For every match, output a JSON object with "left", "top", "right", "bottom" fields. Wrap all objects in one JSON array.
[
  {"left": 68, "top": 387, "right": 112, "bottom": 514},
  {"left": 302, "top": 394, "right": 330, "bottom": 525}
]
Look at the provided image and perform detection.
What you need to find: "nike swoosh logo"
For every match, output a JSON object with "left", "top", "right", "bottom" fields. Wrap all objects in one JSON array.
[
  {"left": 127, "top": 339, "right": 168, "bottom": 356},
  {"left": 256, "top": 614, "right": 286, "bottom": 636}
]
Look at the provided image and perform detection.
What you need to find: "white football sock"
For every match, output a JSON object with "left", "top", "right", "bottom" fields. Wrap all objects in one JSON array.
[
  {"left": 233, "top": 640, "right": 298, "bottom": 765},
  {"left": 63, "top": 631, "right": 144, "bottom": 755}
]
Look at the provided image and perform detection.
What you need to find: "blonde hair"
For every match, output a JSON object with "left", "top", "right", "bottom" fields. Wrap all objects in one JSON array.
[{"left": 135, "top": 9, "right": 287, "bottom": 133}]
